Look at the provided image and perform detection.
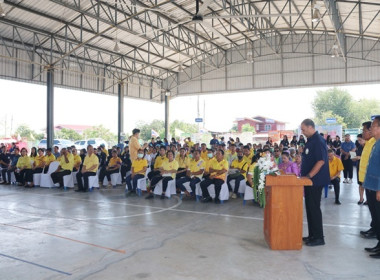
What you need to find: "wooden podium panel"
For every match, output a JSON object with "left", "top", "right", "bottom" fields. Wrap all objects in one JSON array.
[{"left": 264, "top": 175, "right": 312, "bottom": 250}]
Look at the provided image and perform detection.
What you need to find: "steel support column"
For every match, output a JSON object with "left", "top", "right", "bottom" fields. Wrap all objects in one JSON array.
[
  {"left": 46, "top": 67, "right": 54, "bottom": 149},
  {"left": 165, "top": 94, "right": 169, "bottom": 140},
  {"left": 118, "top": 82, "right": 124, "bottom": 144}
]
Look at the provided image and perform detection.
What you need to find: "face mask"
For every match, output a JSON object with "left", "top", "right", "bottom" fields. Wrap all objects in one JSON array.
[
  {"left": 189, "top": 154, "right": 193, "bottom": 159},
  {"left": 207, "top": 153, "right": 213, "bottom": 158},
  {"left": 238, "top": 155, "right": 243, "bottom": 160},
  {"left": 137, "top": 153, "right": 144, "bottom": 159},
  {"left": 97, "top": 151, "right": 101, "bottom": 155}
]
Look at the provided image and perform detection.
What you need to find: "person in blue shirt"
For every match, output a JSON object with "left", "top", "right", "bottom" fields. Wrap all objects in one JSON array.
[
  {"left": 209, "top": 135, "right": 219, "bottom": 147},
  {"left": 300, "top": 119, "right": 330, "bottom": 247},
  {"left": 340, "top": 134, "right": 356, "bottom": 184},
  {"left": 4, "top": 148, "right": 20, "bottom": 184},
  {"left": 363, "top": 116, "right": 380, "bottom": 258}
]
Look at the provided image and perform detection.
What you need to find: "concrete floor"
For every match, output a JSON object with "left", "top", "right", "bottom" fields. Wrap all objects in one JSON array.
[{"left": 1, "top": 176, "right": 380, "bottom": 280}]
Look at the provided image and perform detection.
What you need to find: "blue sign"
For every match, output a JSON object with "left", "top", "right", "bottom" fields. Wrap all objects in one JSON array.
[
  {"left": 195, "top": 118, "right": 203, "bottom": 123},
  {"left": 326, "top": 118, "right": 337, "bottom": 124}
]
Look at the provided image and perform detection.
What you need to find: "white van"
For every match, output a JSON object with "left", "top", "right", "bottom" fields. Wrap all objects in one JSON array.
[
  {"left": 38, "top": 139, "right": 74, "bottom": 150},
  {"left": 74, "top": 139, "right": 108, "bottom": 150}
]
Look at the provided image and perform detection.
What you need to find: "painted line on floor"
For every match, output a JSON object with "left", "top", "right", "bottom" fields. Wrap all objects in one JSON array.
[
  {"left": 1, "top": 223, "right": 126, "bottom": 254},
  {"left": 0, "top": 252, "right": 72, "bottom": 276}
]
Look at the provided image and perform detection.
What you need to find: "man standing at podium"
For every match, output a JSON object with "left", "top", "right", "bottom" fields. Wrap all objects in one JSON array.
[{"left": 300, "top": 119, "right": 330, "bottom": 247}]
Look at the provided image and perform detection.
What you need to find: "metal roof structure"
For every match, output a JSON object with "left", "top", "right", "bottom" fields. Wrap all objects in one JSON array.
[{"left": 1, "top": 0, "right": 380, "bottom": 103}]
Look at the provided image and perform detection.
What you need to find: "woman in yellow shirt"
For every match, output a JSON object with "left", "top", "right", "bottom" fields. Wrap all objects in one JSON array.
[
  {"left": 146, "top": 150, "right": 178, "bottom": 200},
  {"left": 175, "top": 148, "right": 189, "bottom": 179},
  {"left": 72, "top": 148, "right": 82, "bottom": 172},
  {"left": 30, "top": 147, "right": 37, "bottom": 160},
  {"left": 15, "top": 148, "right": 32, "bottom": 187},
  {"left": 126, "top": 148, "right": 148, "bottom": 196},
  {"left": 99, "top": 150, "right": 121, "bottom": 188},
  {"left": 25, "top": 148, "right": 46, "bottom": 187}
]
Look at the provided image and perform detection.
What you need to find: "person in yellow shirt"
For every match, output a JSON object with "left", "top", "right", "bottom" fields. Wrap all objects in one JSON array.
[
  {"left": 200, "top": 143, "right": 208, "bottom": 161},
  {"left": 200, "top": 149, "right": 229, "bottom": 204},
  {"left": 129, "top": 128, "right": 148, "bottom": 162},
  {"left": 146, "top": 150, "right": 178, "bottom": 199},
  {"left": 29, "top": 147, "right": 37, "bottom": 161},
  {"left": 246, "top": 155, "right": 259, "bottom": 188},
  {"left": 176, "top": 148, "right": 190, "bottom": 179},
  {"left": 227, "top": 150, "right": 249, "bottom": 199},
  {"left": 25, "top": 148, "right": 46, "bottom": 187},
  {"left": 75, "top": 145, "right": 99, "bottom": 192},
  {"left": 43, "top": 148, "right": 56, "bottom": 173},
  {"left": 328, "top": 149, "right": 344, "bottom": 205},
  {"left": 147, "top": 146, "right": 167, "bottom": 181},
  {"left": 358, "top": 121, "right": 377, "bottom": 238},
  {"left": 100, "top": 144, "right": 109, "bottom": 157},
  {"left": 72, "top": 148, "right": 82, "bottom": 172},
  {"left": 99, "top": 150, "right": 121, "bottom": 188},
  {"left": 203, "top": 148, "right": 215, "bottom": 179},
  {"left": 225, "top": 144, "right": 238, "bottom": 166},
  {"left": 176, "top": 150, "right": 205, "bottom": 197},
  {"left": 242, "top": 145, "right": 253, "bottom": 164},
  {"left": 126, "top": 149, "right": 148, "bottom": 196},
  {"left": 15, "top": 148, "right": 32, "bottom": 187},
  {"left": 51, "top": 148, "right": 74, "bottom": 188},
  {"left": 186, "top": 137, "right": 194, "bottom": 148}
]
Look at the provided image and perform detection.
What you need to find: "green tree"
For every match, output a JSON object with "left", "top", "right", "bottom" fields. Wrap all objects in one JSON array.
[
  {"left": 230, "top": 124, "right": 238, "bottom": 133},
  {"left": 241, "top": 123, "right": 256, "bottom": 133},
  {"left": 170, "top": 120, "right": 198, "bottom": 136},
  {"left": 312, "top": 87, "right": 380, "bottom": 128},
  {"left": 55, "top": 128, "right": 81, "bottom": 141},
  {"left": 315, "top": 111, "right": 347, "bottom": 129},
  {"left": 137, "top": 120, "right": 165, "bottom": 141},
  {"left": 83, "top": 125, "right": 117, "bottom": 143},
  {"left": 15, "top": 124, "right": 44, "bottom": 141}
]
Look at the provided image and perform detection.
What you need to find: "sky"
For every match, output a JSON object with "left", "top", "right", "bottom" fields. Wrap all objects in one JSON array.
[{"left": 1, "top": 78, "right": 380, "bottom": 137}]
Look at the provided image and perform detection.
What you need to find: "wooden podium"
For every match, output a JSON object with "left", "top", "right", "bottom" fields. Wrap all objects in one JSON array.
[{"left": 264, "top": 175, "right": 312, "bottom": 250}]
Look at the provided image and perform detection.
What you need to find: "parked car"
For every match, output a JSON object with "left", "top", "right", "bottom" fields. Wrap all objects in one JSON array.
[
  {"left": 38, "top": 139, "right": 74, "bottom": 150},
  {"left": 74, "top": 139, "right": 108, "bottom": 150}
]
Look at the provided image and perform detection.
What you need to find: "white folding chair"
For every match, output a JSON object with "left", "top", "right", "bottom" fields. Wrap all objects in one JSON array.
[
  {"left": 243, "top": 185, "right": 255, "bottom": 205},
  {"left": 229, "top": 179, "right": 247, "bottom": 198},
  {"left": 40, "top": 162, "right": 60, "bottom": 188},
  {"left": 33, "top": 173, "right": 42, "bottom": 187},
  {"left": 196, "top": 182, "right": 229, "bottom": 203},
  {"left": 180, "top": 180, "right": 199, "bottom": 199},
  {"left": 72, "top": 171, "right": 78, "bottom": 184},
  {"left": 63, "top": 173, "right": 74, "bottom": 189},
  {"left": 153, "top": 178, "right": 176, "bottom": 198},
  {"left": 88, "top": 174, "right": 99, "bottom": 191}
]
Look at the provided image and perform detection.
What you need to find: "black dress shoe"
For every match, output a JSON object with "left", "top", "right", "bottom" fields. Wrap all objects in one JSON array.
[
  {"left": 214, "top": 198, "right": 221, "bottom": 204},
  {"left": 365, "top": 244, "right": 380, "bottom": 253},
  {"left": 335, "top": 200, "right": 341, "bottom": 205},
  {"left": 75, "top": 189, "right": 83, "bottom": 192},
  {"left": 370, "top": 252, "right": 380, "bottom": 258},
  {"left": 305, "top": 238, "right": 325, "bottom": 247},
  {"left": 361, "top": 230, "right": 377, "bottom": 239},
  {"left": 360, "top": 228, "right": 374, "bottom": 235},
  {"left": 201, "top": 197, "right": 212, "bottom": 203},
  {"left": 303, "top": 236, "right": 313, "bottom": 243},
  {"left": 357, "top": 200, "right": 364, "bottom": 205}
]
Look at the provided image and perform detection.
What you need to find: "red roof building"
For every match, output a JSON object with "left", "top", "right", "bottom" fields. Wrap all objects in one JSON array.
[{"left": 235, "top": 116, "right": 286, "bottom": 133}]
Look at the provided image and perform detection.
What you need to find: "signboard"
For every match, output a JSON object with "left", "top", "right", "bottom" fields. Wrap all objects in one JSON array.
[
  {"left": 265, "top": 119, "right": 275, "bottom": 123},
  {"left": 326, "top": 118, "right": 337, "bottom": 124},
  {"left": 195, "top": 118, "right": 203, "bottom": 123}
]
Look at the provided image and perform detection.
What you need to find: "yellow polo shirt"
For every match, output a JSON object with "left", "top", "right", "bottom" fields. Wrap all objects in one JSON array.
[
  {"left": 132, "top": 159, "right": 148, "bottom": 175},
  {"left": 188, "top": 158, "right": 206, "bottom": 179},
  {"left": 44, "top": 154, "right": 56, "bottom": 165},
  {"left": 359, "top": 137, "right": 376, "bottom": 183},
  {"left": 210, "top": 158, "right": 229, "bottom": 181},
  {"left": 73, "top": 154, "right": 82, "bottom": 167},
  {"left": 60, "top": 153, "right": 74, "bottom": 171},
  {"left": 205, "top": 157, "right": 215, "bottom": 173},
  {"left": 230, "top": 159, "right": 249, "bottom": 179},
  {"left": 162, "top": 159, "right": 179, "bottom": 179},
  {"left": 248, "top": 162, "right": 257, "bottom": 176},
  {"left": 83, "top": 153, "right": 99, "bottom": 172},
  {"left": 328, "top": 156, "right": 344, "bottom": 178},
  {"left": 17, "top": 156, "right": 31, "bottom": 169},
  {"left": 201, "top": 150, "right": 208, "bottom": 161},
  {"left": 176, "top": 155, "right": 189, "bottom": 169},
  {"left": 187, "top": 141, "right": 194, "bottom": 148},
  {"left": 34, "top": 155, "right": 46, "bottom": 168},
  {"left": 154, "top": 156, "right": 167, "bottom": 169},
  {"left": 243, "top": 155, "right": 253, "bottom": 164},
  {"left": 108, "top": 157, "right": 121, "bottom": 168}
]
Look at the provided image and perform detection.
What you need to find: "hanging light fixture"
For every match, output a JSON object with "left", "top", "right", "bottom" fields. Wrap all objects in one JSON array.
[
  {"left": 0, "top": 0, "right": 6, "bottom": 17},
  {"left": 331, "top": 44, "right": 339, "bottom": 58},
  {"left": 246, "top": 51, "right": 254, "bottom": 64},
  {"left": 113, "top": 27, "right": 121, "bottom": 53},
  {"left": 312, "top": 0, "right": 321, "bottom": 23}
]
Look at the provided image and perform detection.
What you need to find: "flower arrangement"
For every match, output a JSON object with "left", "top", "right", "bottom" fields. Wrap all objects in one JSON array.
[{"left": 253, "top": 153, "right": 280, "bottom": 208}]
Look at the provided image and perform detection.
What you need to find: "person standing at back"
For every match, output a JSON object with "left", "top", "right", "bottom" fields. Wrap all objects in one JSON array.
[
  {"left": 340, "top": 134, "right": 356, "bottom": 184},
  {"left": 300, "top": 119, "right": 330, "bottom": 247},
  {"left": 129, "top": 128, "right": 147, "bottom": 162}
]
